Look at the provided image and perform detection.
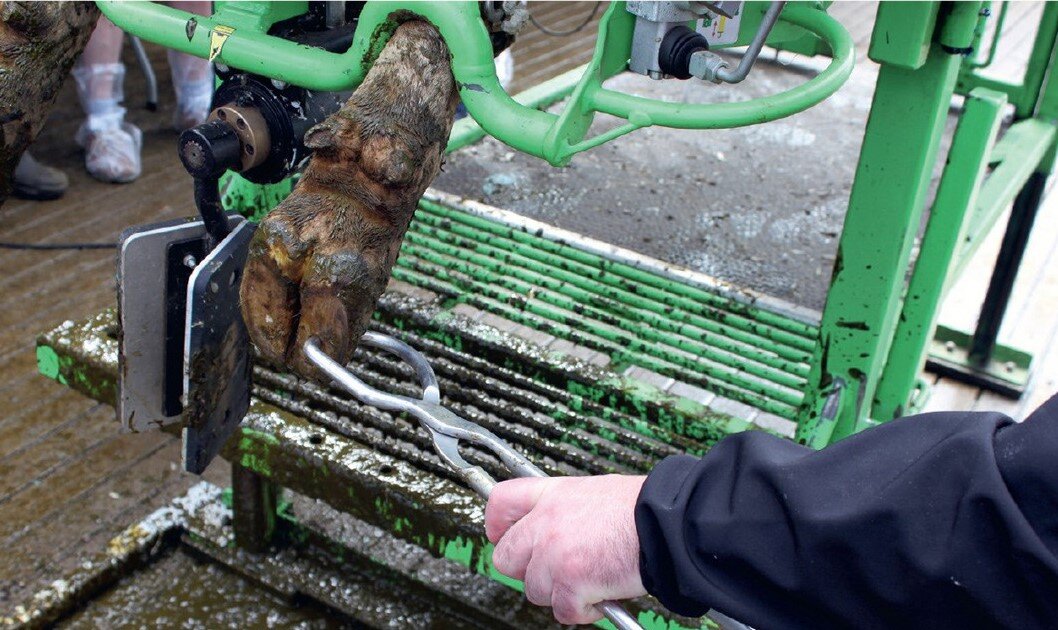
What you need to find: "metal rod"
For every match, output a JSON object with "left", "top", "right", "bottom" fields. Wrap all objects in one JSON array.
[
  {"left": 368, "top": 321, "right": 713, "bottom": 457},
  {"left": 417, "top": 199, "right": 818, "bottom": 345},
  {"left": 354, "top": 349, "right": 655, "bottom": 472},
  {"left": 968, "top": 2, "right": 1008, "bottom": 70},
  {"left": 127, "top": 35, "right": 158, "bottom": 110},
  {"left": 193, "top": 176, "right": 231, "bottom": 250},
  {"left": 969, "top": 171, "right": 1048, "bottom": 365},
  {"left": 394, "top": 264, "right": 802, "bottom": 418},
  {"left": 405, "top": 220, "right": 811, "bottom": 375},
  {"left": 402, "top": 234, "right": 807, "bottom": 390},
  {"left": 716, "top": 1, "right": 786, "bottom": 84},
  {"left": 231, "top": 463, "right": 278, "bottom": 552},
  {"left": 423, "top": 190, "right": 820, "bottom": 328}
]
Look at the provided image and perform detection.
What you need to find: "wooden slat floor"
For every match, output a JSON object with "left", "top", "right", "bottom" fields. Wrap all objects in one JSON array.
[
  {"left": 0, "top": 42, "right": 230, "bottom": 610},
  {"left": 1, "top": 3, "right": 1056, "bottom": 618}
]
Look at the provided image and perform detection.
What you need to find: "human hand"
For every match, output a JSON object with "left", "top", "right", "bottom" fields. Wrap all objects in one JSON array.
[{"left": 485, "top": 475, "right": 648, "bottom": 625}]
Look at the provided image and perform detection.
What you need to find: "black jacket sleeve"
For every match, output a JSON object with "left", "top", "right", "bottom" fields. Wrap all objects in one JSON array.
[{"left": 635, "top": 393, "right": 1058, "bottom": 629}]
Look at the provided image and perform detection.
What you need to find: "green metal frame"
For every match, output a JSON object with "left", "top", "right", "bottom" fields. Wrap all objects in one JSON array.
[
  {"left": 96, "top": 0, "right": 1058, "bottom": 441},
  {"left": 956, "top": 2, "right": 1058, "bottom": 118},
  {"left": 99, "top": 0, "right": 854, "bottom": 166},
  {"left": 37, "top": 291, "right": 762, "bottom": 629},
  {"left": 52, "top": 1, "right": 1058, "bottom": 619},
  {"left": 799, "top": 1, "right": 1058, "bottom": 445}
]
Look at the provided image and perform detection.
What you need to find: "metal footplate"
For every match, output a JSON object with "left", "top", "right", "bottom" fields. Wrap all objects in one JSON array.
[
  {"left": 117, "top": 215, "right": 254, "bottom": 473},
  {"left": 183, "top": 220, "right": 257, "bottom": 473}
]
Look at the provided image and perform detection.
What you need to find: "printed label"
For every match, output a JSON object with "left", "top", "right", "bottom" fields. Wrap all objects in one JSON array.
[
  {"left": 209, "top": 25, "right": 236, "bottom": 62},
  {"left": 698, "top": 3, "right": 743, "bottom": 47}
]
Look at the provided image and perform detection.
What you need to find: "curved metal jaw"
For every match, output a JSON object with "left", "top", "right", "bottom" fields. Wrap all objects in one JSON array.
[
  {"left": 304, "top": 333, "right": 546, "bottom": 493},
  {"left": 303, "top": 332, "right": 643, "bottom": 630}
]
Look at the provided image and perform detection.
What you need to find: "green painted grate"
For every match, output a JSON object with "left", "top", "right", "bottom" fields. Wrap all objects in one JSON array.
[{"left": 396, "top": 192, "right": 820, "bottom": 420}]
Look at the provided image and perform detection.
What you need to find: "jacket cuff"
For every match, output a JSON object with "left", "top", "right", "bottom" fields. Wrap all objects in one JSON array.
[{"left": 635, "top": 454, "right": 712, "bottom": 618}]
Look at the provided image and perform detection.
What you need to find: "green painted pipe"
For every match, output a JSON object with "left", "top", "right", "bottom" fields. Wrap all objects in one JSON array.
[
  {"left": 402, "top": 232, "right": 807, "bottom": 390},
  {"left": 587, "top": 3, "right": 855, "bottom": 130},
  {"left": 419, "top": 201, "right": 818, "bottom": 346},
  {"left": 98, "top": 1, "right": 853, "bottom": 164},
  {"left": 406, "top": 217, "right": 811, "bottom": 379},
  {"left": 393, "top": 261, "right": 803, "bottom": 417},
  {"left": 411, "top": 207, "right": 815, "bottom": 357}
]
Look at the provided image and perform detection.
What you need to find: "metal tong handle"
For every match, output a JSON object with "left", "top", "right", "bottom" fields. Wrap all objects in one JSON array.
[{"left": 304, "top": 334, "right": 644, "bottom": 630}]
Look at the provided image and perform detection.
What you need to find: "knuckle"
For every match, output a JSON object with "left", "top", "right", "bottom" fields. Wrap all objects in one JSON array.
[
  {"left": 491, "top": 542, "right": 513, "bottom": 574},
  {"left": 523, "top": 579, "right": 550, "bottom": 607},
  {"left": 550, "top": 583, "right": 584, "bottom": 625}
]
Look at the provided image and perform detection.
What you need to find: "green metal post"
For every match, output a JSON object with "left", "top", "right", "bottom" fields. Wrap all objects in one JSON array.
[
  {"left": 232, "top": 463, "right": 279, "bottom": 552},
  {"left": 966, "top": 20, "right": 1058, "bottom": 369},
  {"left": 956, "top": 3, "right": 1058, "bottom": 117},
  {"left": 796, "top": 2, "right": 977, "bottom": 447},
  {"left": 871, "top": 88, "right": 1008, "bottom": 420},
  {"left": 967, "top": 172, "right": 1048, "bottom": 366}
]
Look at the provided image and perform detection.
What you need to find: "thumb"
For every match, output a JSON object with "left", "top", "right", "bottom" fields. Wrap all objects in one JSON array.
[{"left": 485, "top": 477, "right": 550, "bottom": 543}]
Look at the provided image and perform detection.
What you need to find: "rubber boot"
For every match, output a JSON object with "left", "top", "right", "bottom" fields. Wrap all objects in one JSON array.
[{"left": 73, "top": 62, "right": 143, "bottom": 184}]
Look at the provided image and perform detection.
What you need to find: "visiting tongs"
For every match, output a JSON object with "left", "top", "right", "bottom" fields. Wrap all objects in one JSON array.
[{"left": 304, "top": 332, "right": 645, "bottom": 630}]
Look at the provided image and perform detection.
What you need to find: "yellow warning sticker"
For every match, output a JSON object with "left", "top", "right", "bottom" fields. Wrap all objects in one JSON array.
[{"left": 209, "top": 25, "right": 235, "bottom": 62}]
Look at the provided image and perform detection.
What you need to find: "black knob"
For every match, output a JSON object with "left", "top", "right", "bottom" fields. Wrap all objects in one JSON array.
[
  {"left": 179, "top": 120, "right": 242, "bottom": 179},
  {"left": 659, "top": 25, "right": 709, "bottom": 80}
]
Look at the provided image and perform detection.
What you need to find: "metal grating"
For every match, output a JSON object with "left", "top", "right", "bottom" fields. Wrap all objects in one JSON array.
[{"left": 396, "top": 193, "right": 820, "bottom": 420}]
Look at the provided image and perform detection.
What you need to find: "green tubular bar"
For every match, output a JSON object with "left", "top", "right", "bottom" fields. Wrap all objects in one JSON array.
[
  {"left": 411, "top": 210, "right": 814, "bottom": 363},
  {"left": 419, "top": 201, "right": 817, "bottom": 344},
  {"left": 444, "top": 65, "right": 585, "bottom": 154},
  {"left": 872, "top": 88, "right": 1008, "bottom": 420},
  {"left": 396, "top": 254, "right": 803, "bottom": 406},
  {"left": 394, "top": 262, "right": 802, "bottom": 419},
  {"left": 393, "top": 198, "right": 818, "bottom": 419},
  {"left": 406, "top": 218, "right": 810, "bottom": 378},
  {"left": 956, "top": 2, "right": 1058, "bottom": 117},
  {"left": 966, "top": 1, "right": 1007, "bottom": 70},
  {"left": 399, "top": 235, "right": 804, "bottom": 389},
  {"left": 402, "top": 234, "right": 806, "bottom": 391},
  {"left": 586, "top": 3, "right": 854, "bottom": 130},
  {"left": 360, "top": 322, "right": 713, "bottom": 458},
  {"left": 955, "top": 119, "right": 1057, "bottom": 279},
  {"left": 98, "top": 1, "right": 854, "bottom": 165}
]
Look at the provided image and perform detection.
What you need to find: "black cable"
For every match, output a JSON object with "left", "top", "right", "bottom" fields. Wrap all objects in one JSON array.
[
  {"left": 529, "top": 2, "right": 601, "bottom": 37},
  {"left": 0, "top": 241, "right": 116, "bottom": 250}
]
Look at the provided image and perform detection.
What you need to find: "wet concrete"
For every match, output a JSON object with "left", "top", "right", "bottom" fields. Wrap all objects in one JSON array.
[
  {"left": 60, "top": 549, "right": 345, "bottom": 629},
  {"left": 436, "top": 56, "right": 883, "bottom": 311}
]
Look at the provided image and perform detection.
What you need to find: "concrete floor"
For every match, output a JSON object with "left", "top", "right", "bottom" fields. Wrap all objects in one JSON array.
[{"left": 437, "top": 58, "right": 878, "bottom": 311}]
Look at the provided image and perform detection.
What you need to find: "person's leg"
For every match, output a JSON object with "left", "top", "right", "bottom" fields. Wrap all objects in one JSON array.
[
  {"left": 166, "top": 1, "right": 214, "bottom": 130},
  {"left": 73, "top": 17, "right": 142, "bottom": 183}
]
